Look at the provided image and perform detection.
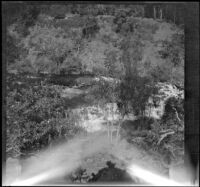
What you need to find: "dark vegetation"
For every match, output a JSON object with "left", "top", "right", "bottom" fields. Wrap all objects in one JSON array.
[
  {"left": 70, "top": 161, "right": 137, "bottom": 184},
  {"left": 88, "top": 161, "right": 135, "bottom": 183},
  {"left": 4, "top": 2, "right": 184, "bottom": 183},
  {"left": 144, "top": 4, "right": 185, "bottom": 25},
  {"left": 6, "top": 74, "right": 85, "bottom": 158}
]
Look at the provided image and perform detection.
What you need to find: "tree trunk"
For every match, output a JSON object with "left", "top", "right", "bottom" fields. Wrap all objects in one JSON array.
[
  {"left": 56, "top": 61, "right": 59, "bottom": 74},
  {"left": 173, "top": 6, "right": 176, "bottom": 24},
  {"left": 48, "top": 134, "right": 52, "bottom": 149},
  {"left": 110, "top": 121, "right": 113, "bottom": 143},
  {"left": 116, "top": 120, "right": 122, "bottom": 143},
  {"left": 104, "top": 106, "right": 110, "bottom": 142},
  {"left": 149, "top": 105, "right": 151, "bottom": 117},
  {"left": 160, "top": 8, "right": 163, "bottom": 20},
  {"left": 110, "top": 104, "right": 114, "bottom": 144},
  {"left": 154, "top": 6, "right": 157, "bottom": 19},
  {"left": 107, "top": 121, "right": 110, "bottom": 141}
]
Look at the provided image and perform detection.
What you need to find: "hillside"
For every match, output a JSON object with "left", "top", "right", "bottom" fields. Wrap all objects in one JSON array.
[{"left": 7, "top": 9, "right": 184, "bottom": 87}]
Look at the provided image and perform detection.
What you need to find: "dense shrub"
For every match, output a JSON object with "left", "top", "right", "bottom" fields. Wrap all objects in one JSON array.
[
  {"left": 104, "top": 50, "right": 122, "bottom": 78},
  {"left": 15, "top": 5, "right": 40, "bottom": 36},
  {"left": 155, "top": 32, "right": 184, "bottom": 86},
  {"left": 46, "top": 74, "right": 77, "bottom": 87},
  {"left": 20, "top": 25, "right": 76, "bottom": 74},
  {"left": 162, "top": 96, "right": 184, "bottom": 124},
  {"left": 6, "top": 84, "right": 84, "bottom": 158},
  {"left": 127, "top": 97, "right": 184, "bottom": 163},
  {"left": 82, "top": 17, "right": 100, "bottom": 39},
  {"left": 118, "top": 75, "right": 158, "bottom": 116},
  {"left": 158, "top": 33, "right": 184, "bottom": 67},
  {"left": 121, "top": 117, "right": 154, "bottom": 132},
  {"left": 88, "top": 161, "right": 134, "bottom": 183},
  {"left": 6, "top": 34, "right": 20, "bottom": 65},
  {"left": 119, "top": 94, "right": 184, "bottom": 164},
  {"left": 90, "top": 77, "right": 119, "bottom": 107}
]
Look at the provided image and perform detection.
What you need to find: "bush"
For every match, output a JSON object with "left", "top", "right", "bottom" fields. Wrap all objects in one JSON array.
[
  {"left": 15, "top": 5, "right": 40, "bottom": 36},
  {"left": 120, "top": 95, "right": 184, "bottom": 163},
  {"left": 135, "top": 99, "right": 184, "bottom": 163},
  {"left": 118, "top": 75, "right": 158, "bottom": 116},
  {"left": 162, "top": 96, "right": 184, "bottom": 124},
  {"left": 82, "top": 17, "right": 100, "bottom": 39},
  {"left": 120, "top": 117, "right": 154, "bottom": 143},
  {"left": 20, "top": 24, "right": 76, "bottom": 74},
  {"left": 6, "top": 84, "right": 84, "bottom": 158},
  {"left": 6, "top": 34, "right": 20, "bottom": 65},
  {"left": 47, "top": 74, "right": 77, "bottom": 87}
]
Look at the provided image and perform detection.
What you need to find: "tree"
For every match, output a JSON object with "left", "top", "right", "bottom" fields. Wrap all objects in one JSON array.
[
  {"left": 90, "top": 77, "right": 119, "bottom": 143},
  {"left": 48, "top": 5, "right": 68, "bottom": 17},
  {"left": 119, "top": 75, "right": 157, "bottom": 117},
  {"left": 6, "top": 34, "right": 20, "bottom": 65},
  {"left": 104, "top": 50, "right": 120, "bottom": 78},
  {"left": 21, "top": 25, "right": 75, "bottom": 74},
  {"left": 15, "top": 4, "right": 41, "bottom": 36},
  {"left": 6, "top": 82, "right": 85, "bottom": 158},
  {"left": 116, "top": 31, "right": 158, "bottom": 137},
  {"left": 155, "top": 32, "right": 184, "bottom": 86},
  {"left": 120, "top": 34, "right": 143, "bottom": 76},
  {"left": 158, "top": 32, "right": 184, "bottom": 67},
  {"left": 144, "top": 4, "right": 185, "bottom": 25},
  {"left": 82, "top": 17, "right": 100, "bottom": 39}
]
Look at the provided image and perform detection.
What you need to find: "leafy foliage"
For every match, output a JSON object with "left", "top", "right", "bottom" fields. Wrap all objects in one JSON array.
[
  {"left": 21, "top": 25, "right": 76, "bottom": 74},
  {"left": 82, "top": 17, "right": 100, "bottom": 39},
  {"left": 121, "top": 96, "right": 184, "bottom": 164},
  {"left": 161, "top": 96, "right": 184, "bottom": 125},
  {"left": 6, "top": 81, "right": 85, "bottom": 158},
  {"left": 90, "top": 78, "right": 119, "bottom": 107},
  {"left": 6, "top": 4, "right": 184, "bottom": 80},
  {"left": 104, "top": 50, "right": 120, "bottom": 77},
  {"left": 158, "top": 33, "right": 184, "bottom": 67},
  {"left": 14, "top": 5, "right": 40, "bottom": 36},
  {"left": 118, "top": 75, "right": 158, "bottom": 116},
  {"left": 6, "top": 34, "right": 20, "bottom": 66},
  {"left": 5, "top": 4, "right": 184, "bottom": 167}
]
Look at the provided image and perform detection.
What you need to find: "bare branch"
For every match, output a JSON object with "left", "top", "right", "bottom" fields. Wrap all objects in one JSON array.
[
  {"left": 159, "top": 129, "right": 174, "bottom": 134},
  {"left": 157, "top": 131, "right": 175, "bottom": 145},
  {"left": 172, "top": 106, "right": 181, "bottom": 122}
]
